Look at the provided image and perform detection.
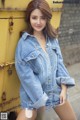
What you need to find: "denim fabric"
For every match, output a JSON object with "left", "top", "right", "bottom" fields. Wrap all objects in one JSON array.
[{"left": 15, "top": 32, "right": 75, "bottom": 109}]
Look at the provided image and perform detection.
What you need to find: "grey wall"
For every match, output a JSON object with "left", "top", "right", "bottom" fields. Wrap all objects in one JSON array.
[{"left": 58, "top": 4, "right": 80, "bottom": 66}]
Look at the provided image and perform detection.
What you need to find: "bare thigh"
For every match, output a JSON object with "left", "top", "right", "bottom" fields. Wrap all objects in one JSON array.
[
  {"left": 16, "top": 109, "right": 37, "bottom": 120},
  {"left": 54, "top": 100, "right": 77, "bottom": 120}
]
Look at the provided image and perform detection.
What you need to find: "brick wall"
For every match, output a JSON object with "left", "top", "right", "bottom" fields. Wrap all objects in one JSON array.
[{"left": 59, "top": 4, "right": 80, "bottom": 66}]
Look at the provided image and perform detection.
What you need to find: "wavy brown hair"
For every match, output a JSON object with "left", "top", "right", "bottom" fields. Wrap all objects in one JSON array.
[{"left": 25, "top": 0, "right": 57, "bottom": 38}]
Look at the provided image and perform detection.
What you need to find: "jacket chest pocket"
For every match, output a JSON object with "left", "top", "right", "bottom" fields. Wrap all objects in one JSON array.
[{"left": 23, "top": 51, "right": 42, "bottom": 73}]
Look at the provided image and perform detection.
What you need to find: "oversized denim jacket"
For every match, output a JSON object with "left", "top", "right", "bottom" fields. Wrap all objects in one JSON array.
[{"left": 15, "top": 32, "right": 75, "bottom": 109}]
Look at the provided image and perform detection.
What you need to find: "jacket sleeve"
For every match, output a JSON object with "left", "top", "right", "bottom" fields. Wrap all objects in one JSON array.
[
  {"left": 55, "top": 39, "right": 75, "bottom": 87},
  {"left": 15, "top": 42, "right": 48, "bottom": 109}
]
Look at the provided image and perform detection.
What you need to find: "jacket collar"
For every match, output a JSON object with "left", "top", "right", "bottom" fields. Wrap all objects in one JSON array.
[
  {"left": 22, "top": 32, "right": 57, "bottom": 50},
  {"left": 22, "top": 32, "right": 33, "bottom": 40}
]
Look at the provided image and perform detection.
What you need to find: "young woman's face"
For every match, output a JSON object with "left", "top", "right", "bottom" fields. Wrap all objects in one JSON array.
[{"left": 30, "top": 9, "right": 47, "bottom": 32}]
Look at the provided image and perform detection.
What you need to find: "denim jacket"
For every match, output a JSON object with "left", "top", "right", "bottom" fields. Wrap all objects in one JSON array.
[{"left": 15, "top": 32, "right": 75, "bottom": 109}]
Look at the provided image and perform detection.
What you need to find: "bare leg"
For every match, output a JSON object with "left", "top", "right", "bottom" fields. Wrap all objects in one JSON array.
[
  {"left": 16, "top": 109, "right": 37, "bottom": 120},
  {"left": 35, "top": 107, "right": 45, "bottom": 120},
  {"left": 54, "top": 100, "right": 77, "bottom": 120}
]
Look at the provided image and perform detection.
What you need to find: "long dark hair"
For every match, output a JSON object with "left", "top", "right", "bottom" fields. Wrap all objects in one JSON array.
[{"left": 25, "top": 0, "right": 58, "bottom": 38}]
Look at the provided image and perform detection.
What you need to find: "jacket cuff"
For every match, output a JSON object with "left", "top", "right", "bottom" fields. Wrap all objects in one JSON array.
[
  {"left": 33, "top": 92, "right": 48, "bottom": 109},
  {"left": 56, "top": 77, "right": 75, "bottom": 88}
]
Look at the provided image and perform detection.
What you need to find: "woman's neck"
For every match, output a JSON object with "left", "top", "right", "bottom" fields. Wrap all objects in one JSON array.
[{"left": 33, "top": 31, "right": 44, "bottom": 39}]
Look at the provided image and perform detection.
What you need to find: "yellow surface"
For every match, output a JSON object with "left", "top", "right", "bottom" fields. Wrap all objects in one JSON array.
[
  {"left": 1, "top": 66, "right": 20, "bottom": 111},
  {"left": 0, "top": 0, "right": 63, "bottom": 9},
  {"left": 51, "top": 11, "right": 62, "bottom": 28},
  {"left": 0, "top": 12, "right": 26, "bottom": 112},
  {"left": 0, "top": 19, "right": 8, "bottom": 63},
  {"left": 0, "top": 11, "right": 24, "bottom": 18},
  {"left": 0, "top": 70, "right": 4, "bottom": 104},
  {"left": 0, "top": 0, "right": 63, "bottom": 112}
]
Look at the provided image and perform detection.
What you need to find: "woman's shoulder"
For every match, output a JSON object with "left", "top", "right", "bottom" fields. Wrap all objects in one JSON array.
[
  {"left": 16, "top": 32, "right": 36, "bottom": 57},
  {"left": 19, "top": 32, "right": 31, "bottom": 42},
  {"left": 21, "top": 32, "right": 30, "bottom": 39},
  {"left": 17, "top": 32, "right": 33, "bottom": 47}
]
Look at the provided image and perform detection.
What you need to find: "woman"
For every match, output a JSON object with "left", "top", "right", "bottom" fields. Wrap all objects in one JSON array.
[{"left": 15, "top": 0, "right": 77, "bottom": 120}]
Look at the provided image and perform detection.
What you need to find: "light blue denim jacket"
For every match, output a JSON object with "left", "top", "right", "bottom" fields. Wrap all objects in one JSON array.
[{"left": 15, "top": 32, "right": 75, "bottom": 109}]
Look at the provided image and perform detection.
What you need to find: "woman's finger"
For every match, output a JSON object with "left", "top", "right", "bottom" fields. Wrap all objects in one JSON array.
[{"left": 60, "top": 95, "right": 63, "bottom": 104}]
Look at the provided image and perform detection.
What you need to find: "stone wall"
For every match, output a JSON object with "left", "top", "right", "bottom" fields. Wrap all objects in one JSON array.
[{"left": 58, "top": 4, "right": 80, "bottom": 66}]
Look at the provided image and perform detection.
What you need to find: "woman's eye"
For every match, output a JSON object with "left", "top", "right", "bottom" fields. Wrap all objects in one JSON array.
[
  {"left": 41, "top": 17, "right": 46, "bottom": 20},
  {"left": 32, "top": 16, "right": 37, "bottom": 19},
  {"left": 31, "top": 16, "right": 46, "bottom": 20}
]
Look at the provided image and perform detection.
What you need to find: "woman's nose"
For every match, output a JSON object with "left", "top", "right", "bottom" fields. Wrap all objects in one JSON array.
[{"left": 37, "top": 19, "right": 41, "bottom": 24}]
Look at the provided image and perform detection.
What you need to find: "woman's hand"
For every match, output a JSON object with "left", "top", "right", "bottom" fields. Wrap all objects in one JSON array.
[{"left": 60, "top": 84, "right": 67, "bottom": 105}]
